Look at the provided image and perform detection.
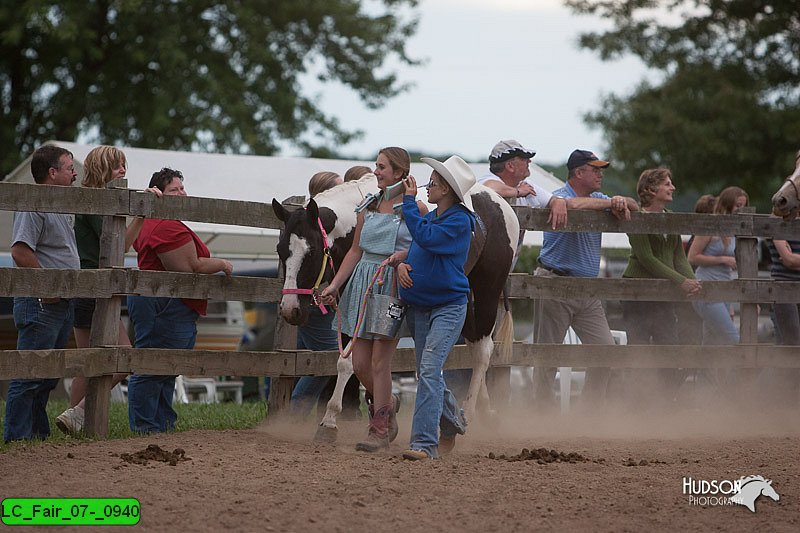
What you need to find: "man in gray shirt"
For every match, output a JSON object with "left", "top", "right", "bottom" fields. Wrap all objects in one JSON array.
[{"left": 4, "top": 145, "right": 80, "bottom": 442}]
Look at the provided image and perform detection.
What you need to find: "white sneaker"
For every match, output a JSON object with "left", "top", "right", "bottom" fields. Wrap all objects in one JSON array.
[{"left": 55, "top": 405, "right": 84, "bottom": 435}]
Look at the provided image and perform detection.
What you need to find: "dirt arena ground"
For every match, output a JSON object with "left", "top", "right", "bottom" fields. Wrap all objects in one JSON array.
[{"left": 2, "top": 403, "right": 799, "bottom": 532}]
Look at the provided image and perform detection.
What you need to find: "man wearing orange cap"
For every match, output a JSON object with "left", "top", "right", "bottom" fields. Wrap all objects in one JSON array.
[{"left": 533, "top": 149, "right": 638, "bottom": 410}]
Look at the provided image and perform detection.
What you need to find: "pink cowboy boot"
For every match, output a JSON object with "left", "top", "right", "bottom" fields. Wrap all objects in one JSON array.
[{"left": 355, "top": 404, "right": 391, "bottom": 452}]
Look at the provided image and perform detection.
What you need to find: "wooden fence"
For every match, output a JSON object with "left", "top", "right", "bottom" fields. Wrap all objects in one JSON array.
[{"left": 2, "top": 182, "right": 800, "bottom": 437}]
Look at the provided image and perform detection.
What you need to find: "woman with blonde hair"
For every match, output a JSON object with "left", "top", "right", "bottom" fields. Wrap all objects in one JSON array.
[
  {"left": 688, "top": 186, "right": 749, "bottom": 345},
  {"left": 620, "top": 168, "right": 701, "bottom": 403},
  {"left": 56, "top": 146, "right": 161, "bottom": 435},
  {"left": 320, "top": 147, "right": 427, "bottom": 452},
  {"left": 308, "top": 171, "right": 342, "bottom": 197},
  {"left": 693, "top": 194, "right": 717, "bottom": 215},
  {"left": 344, "top": 165, "right": 372, "bottom": 182}
]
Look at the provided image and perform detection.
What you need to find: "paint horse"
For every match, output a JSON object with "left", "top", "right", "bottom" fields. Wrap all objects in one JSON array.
[
  {"left": 772, "top": 149, "right": 800, "bottom": 219},
  {"left": 272, "top": 173, "right": 519, "bottom": 441}
]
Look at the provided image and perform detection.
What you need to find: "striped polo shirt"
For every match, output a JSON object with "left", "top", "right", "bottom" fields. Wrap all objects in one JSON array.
[
  {"left": 538, "top": 182, "right": 610, "bottom": 278},
  {"left": 767, "top": 239, "right": 800, "bottom": 280}
]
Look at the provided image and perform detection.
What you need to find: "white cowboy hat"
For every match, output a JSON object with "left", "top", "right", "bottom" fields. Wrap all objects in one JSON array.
[{"left": 420, "top": 155, "right": 476, "bottom": 212}]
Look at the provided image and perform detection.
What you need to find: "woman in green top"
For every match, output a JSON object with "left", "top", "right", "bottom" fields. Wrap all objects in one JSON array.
[
  {"left": 56, "top": 146, "right": 161, "bottom": 435},
  {"left": 620, "top": 168, "right": 701, "bottom": 404}
]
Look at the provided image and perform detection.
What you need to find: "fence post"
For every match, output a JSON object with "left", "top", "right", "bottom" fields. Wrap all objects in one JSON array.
[
  {"left": 734, "top": 206, "right": 760, "bottom": 394},
  {"left": 84, "top": 179, "right": 127, "bottom": 437},
  {"left": 267, "top": 255, "right": 296, "bottom": 417},
  {"left": 735, "top": 207, "right": 759, "bottom": 344}
]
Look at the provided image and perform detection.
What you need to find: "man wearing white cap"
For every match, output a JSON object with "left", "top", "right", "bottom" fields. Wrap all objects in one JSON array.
[
  {"left": 481, "top": 140, "right": 568, "bottom": 221},
  {"left": 479, "top": 140, "right": 568, "bottom": 267}
]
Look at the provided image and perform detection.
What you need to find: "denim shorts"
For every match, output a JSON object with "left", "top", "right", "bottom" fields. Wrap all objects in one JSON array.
[{"left": 73, "top": 297, "right": 96, "bottom": 329}]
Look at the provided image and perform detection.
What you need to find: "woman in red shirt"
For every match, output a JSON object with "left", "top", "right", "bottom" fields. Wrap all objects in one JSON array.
[{"left": 126, "top": 168, "right": 233, "bottom": 433}]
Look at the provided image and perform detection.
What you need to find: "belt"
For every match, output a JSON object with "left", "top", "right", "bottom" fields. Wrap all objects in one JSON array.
[{"left": 537, "top": 261, "right": 569, "bottom": 276}]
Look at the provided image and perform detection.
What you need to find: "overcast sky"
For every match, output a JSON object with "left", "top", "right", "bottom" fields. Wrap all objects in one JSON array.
[{"left": 299, "top": 0, "right": 656, "bottom": 168}]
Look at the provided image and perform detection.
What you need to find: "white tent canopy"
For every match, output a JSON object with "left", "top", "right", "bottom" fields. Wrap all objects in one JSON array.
[{"left": 2, "top": 141, "right": 630, "bottom": 257}]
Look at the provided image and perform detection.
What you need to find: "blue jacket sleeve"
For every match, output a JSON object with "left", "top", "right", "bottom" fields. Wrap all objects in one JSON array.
[{"left": 402, "top": 196, "right": 472, "bottom": 255}]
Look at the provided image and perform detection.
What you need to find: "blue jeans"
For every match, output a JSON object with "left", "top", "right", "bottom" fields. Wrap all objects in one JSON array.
[
  {"left": 291, "top": 307, "right": 338, "bottom": 416},
  {"left": 774, "top": 303, "right": 800, "bottom": 345},
  {"left": 768, "top": 303, "right": 800, "bottom": 400},
  {"left": 442, "top": 335, "right": 469, "bottom": 402},
  {"left": 692, "top": 301, "right": 740, "bottom": 345},
  {"left": 406, "top": 303, "right": 468, "bottom": 459},
  {"left": 4, "top": 297, "right": 74, "bottom": 442},
  {"left": 127, "top": 296, "right": 198, "bottom": 433}
]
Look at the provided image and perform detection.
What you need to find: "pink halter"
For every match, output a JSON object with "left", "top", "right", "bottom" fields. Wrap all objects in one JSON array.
[{"left": 281, "top": 218, "right": 335, "bottom": 314}]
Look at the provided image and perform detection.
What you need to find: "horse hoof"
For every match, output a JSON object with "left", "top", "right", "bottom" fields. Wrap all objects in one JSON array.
[{"left": 314, "top": 425, "right": 338, "bottom": 443}]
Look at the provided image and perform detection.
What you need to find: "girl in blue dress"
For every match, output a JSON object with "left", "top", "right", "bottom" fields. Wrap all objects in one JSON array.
[
  {"left": 320, "top": 147, "right": 427, "bottom": 452},
  {"left": 688, "top": 186, "right": 749, "bottom": 345}
]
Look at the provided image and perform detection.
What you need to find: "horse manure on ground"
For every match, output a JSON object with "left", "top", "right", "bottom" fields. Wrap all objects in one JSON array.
[
  {"left": 120, "top": 444, "right": 191, "bottom": 466},
  {"left": 488, "top": 448, "right": 595, "bottom": 464},
  {"left": 623, "top": 457, "right": 669, "bottom": 467}
]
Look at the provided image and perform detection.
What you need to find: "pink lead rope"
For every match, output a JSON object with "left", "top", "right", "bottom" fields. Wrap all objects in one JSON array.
[{"left": 336, "top": 258, "right": 392, "bottom": 358}]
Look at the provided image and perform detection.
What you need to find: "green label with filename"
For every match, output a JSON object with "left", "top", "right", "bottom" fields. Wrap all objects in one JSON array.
[{"left": 1, "top": 498, "right": 140, "bottom": 526}]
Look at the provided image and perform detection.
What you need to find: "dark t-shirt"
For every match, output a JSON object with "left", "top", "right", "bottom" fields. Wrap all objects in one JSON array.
[
  {"left": 768, "top": 239, "right": 800, "bottom": 281},
  {"left": 74, "top": 213, "right": 103, "bottom": 269}
]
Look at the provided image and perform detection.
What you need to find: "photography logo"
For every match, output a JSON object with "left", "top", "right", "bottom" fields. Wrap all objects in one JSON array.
[{"left": 683, "top": 475, "right": 780, "bottom": 512}]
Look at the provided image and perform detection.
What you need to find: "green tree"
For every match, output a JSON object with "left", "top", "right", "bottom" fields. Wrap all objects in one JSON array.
[
  {"left": 566, "top": 0, "right": 800, "bottom": 211},
  {"left": 0, "top": 0, "right": 419, "bottom": 176}
]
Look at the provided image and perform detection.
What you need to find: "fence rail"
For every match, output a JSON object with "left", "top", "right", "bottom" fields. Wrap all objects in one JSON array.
[
  {"left": 4, "top": 267, "right": 800, "bottom": 303},
  {"left": 2, "top": 344, "right": 799, "bottom": 381},
  {"left": 4, "top": 181, "right": 800, "bottom": 237},
  {"left": 1, "top": 181, "right": 797, "bottom": 437}
]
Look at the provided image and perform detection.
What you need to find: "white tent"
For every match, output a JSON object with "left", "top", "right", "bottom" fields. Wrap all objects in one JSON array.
[{"left": 2, "top": 141, "right": 629, "bottom": 257}]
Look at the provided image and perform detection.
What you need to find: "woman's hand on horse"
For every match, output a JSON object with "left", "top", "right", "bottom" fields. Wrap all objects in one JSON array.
[
  {"left": 397, "top": 263, "right": 413, "bottom": 289},
  {"left": 403, "top": 175, "right": 417, "bottom": 197}
]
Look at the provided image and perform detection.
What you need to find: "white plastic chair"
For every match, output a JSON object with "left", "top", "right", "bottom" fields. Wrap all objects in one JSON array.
[
  {"left": 557, "top": 328, "right": 627, "bottom": 413},
  {"left": 174, "top": 375, "right": 244, "bottom": 404}
]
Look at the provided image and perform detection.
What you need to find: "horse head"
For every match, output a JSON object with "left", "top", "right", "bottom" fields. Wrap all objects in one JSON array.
[
  {"left": 731, "top": 475, "right": 780, "bottom": 512},
  {"left": 271, "top": 175, "right": 376, "bottom": 326},
  {"left": 272, "top": 198, "right": 336, "bottom": 326},
  {"left": 771, "top": 150, "right": 800, "bottom": 220},
  {"left": 760, "top": 479, "right": 780, "bottom": 502}
]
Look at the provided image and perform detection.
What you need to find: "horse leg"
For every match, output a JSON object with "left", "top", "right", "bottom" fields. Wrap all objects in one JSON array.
[
  {"left": 462, "top": 336, "right": 494, "bottom": 424},
  {"left": 314, "top": 340, "right": 354, "bottom": 443}
]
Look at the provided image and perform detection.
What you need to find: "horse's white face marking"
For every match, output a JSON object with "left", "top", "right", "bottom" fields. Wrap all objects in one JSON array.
[{"left": 280, "top": 234, "right": 310, "bottom": 317}]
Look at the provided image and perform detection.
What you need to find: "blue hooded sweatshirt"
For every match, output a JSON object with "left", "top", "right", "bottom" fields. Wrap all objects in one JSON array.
[{"left": 399, "top": 194, "right": 475, "bottom": 308}]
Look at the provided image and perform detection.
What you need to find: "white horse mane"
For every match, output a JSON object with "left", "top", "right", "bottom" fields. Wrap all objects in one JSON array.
[
  {"left": 307, "top": 173, "right": 377, "bottom": 210},
  {"left": 738, "top": 474, "right": 770, "bottom": 485},
  {"left": 306, "top": 173, "right": 378, "bottom": 241}
]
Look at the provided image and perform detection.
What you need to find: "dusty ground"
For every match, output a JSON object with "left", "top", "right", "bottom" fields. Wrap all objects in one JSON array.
[{"left": 2, "top": 402, "right": 799, "bottom": 532}]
